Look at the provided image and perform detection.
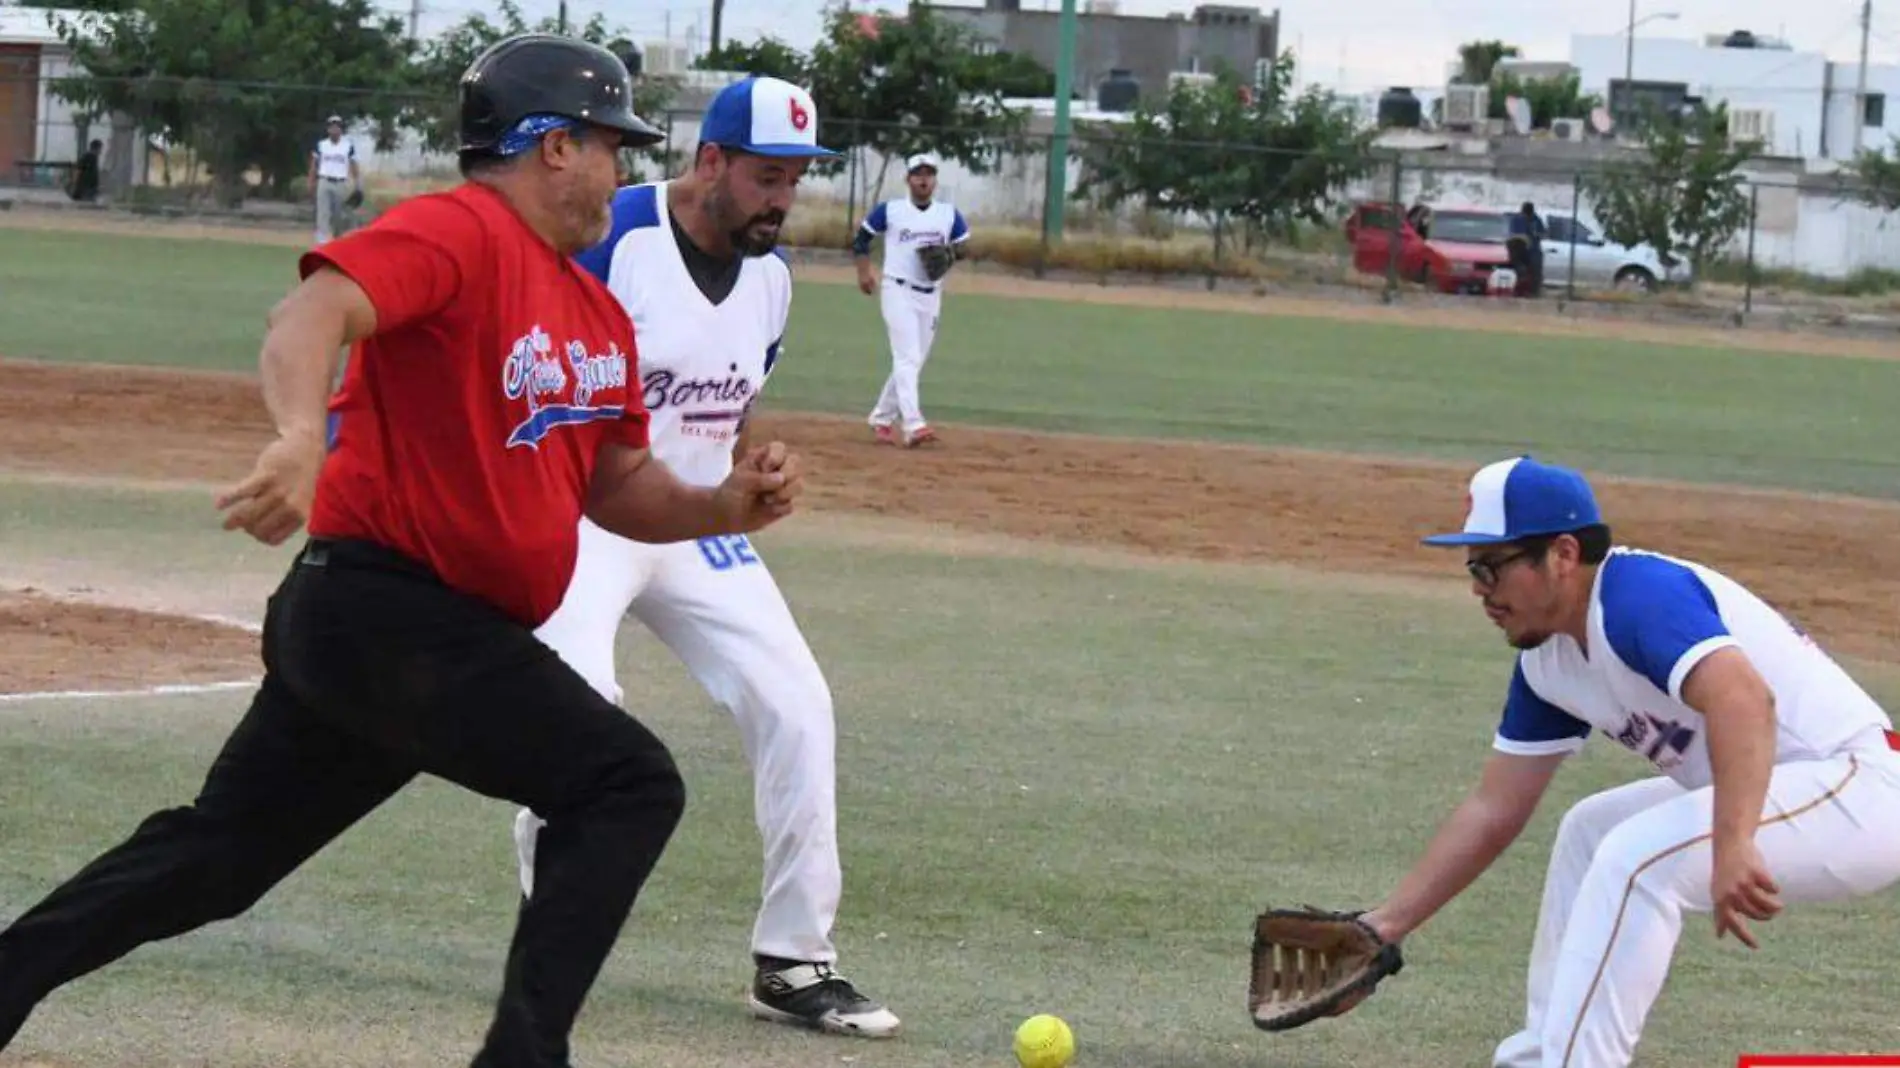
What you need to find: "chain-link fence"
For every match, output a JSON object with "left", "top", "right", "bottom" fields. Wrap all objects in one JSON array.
[{"left": 7, "top": 72, "right": 1894, "bottom": 307}]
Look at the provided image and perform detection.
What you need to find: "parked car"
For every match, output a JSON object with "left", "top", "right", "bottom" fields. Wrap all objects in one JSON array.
[
  {"left": 1343, "top": 201, "right": 1513, "bottom": 295},
  {"left": 1538, "top": 214, "right": 1693, "bottom": 291}
]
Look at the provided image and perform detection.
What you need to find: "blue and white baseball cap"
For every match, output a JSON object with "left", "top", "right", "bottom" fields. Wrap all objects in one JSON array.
[
  {"left": 699, "top": 76, "right": 839, "bottom": 158},
  {"left": 1421, "top": 455, "right": 1602, "bottom": 547}
]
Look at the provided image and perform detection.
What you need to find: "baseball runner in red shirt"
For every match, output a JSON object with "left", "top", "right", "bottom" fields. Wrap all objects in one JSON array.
[{"left": 0, "top": 35, "right": 799, "bottom": 1068}]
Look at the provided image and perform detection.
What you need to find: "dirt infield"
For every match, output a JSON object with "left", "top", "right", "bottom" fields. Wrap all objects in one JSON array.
[
  {"left": 0, "top": 590, "right": 257, "bottom": 695},
  {"left": 4, "top": 357, "right": 1899, "bottom": 675}
]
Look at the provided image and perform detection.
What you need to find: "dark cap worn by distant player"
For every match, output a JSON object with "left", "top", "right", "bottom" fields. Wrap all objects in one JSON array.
[
  {"left": 1421, "top": 455, "right": 1602, "bottom": 547},
  {"left": 458, "top": 33, "right": 665, "bottom": 161}
]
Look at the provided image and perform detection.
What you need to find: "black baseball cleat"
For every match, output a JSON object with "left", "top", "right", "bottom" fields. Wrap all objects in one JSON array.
[{"left": 747, "top": 958, "right": 901, "bottom": 1038}]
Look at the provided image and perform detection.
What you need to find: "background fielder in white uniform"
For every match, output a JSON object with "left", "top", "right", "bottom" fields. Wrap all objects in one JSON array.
[
  {"left": 308, "top": 114, "right": 360, "bottom": 245},
  {"left": 852, "top": 152, "right": 968, "bottom": 447},
  {"left": 1353, "top": 455, "right": 1900, "bottom": 1068},
  {"left": 513, "top": 77, "right": 901, "bottom": 1040}
]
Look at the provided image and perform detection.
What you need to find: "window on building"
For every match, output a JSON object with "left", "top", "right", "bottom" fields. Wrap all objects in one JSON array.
[{"left": 1865, "top": 92, "right": 1886, "bottom": 128}]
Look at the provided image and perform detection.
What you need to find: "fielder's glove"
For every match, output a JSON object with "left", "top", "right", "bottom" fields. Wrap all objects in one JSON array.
[
  {"left": 344, "top": 187, "right": 364, "bottom": 209},
  {"left": 918, "top": 242, "right": 954, "bottom": 282},
  {"left": 1248, "top": 905, "right": 1403, "bottom": 1032}
]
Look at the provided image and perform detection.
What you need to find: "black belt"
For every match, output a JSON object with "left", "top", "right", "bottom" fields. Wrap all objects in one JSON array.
[
  {"left": 299, "top": 537, "right": 438, "bottom": 582},
  {"left": 889, "top": 278, "right": 936, "bottom": 294}
]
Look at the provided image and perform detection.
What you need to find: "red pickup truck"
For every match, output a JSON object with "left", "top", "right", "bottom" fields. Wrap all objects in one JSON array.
[{"left": 1343, "top": 201, "right": 1514, "bottom": 295}]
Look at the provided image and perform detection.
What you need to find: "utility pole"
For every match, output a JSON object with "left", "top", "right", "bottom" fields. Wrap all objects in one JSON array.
[
  {"left": 407, "top": 0, "right": 420, "bottom": 42},
  {"left": 558, "top": 0, "right": 569, "bottom": 34},
  {"left": 1854, "top": 0, "right": 1873, "bottom": 154},
  {"left": 1623, "top": 0, "right": 1635, "bottom": 97},
  {"left": 711, "top": 0, "right": 726, "bottom": 57},
  {"left": 1041, "top": 0, "right": 1078, "bottom": 244}
]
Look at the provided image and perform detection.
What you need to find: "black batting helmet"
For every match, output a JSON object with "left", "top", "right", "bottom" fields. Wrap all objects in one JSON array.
[{"left": 457, "top": 33, "right": 665, "bottom": 160}]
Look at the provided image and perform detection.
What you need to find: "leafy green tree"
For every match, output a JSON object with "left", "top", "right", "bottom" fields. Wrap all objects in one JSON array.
[
  {"left": 1456, "top": 40, "right": 1519, "bottom": 84},
  {"left": 1071, "top": 56, "right": 1375, "bottom": 248},
  {"left": 45, "top": 0, "right": 414, "bottom": 206},
  {"left": 693, "top": 36, "right": 810, "bottom": 83},
  {"left": 803, "top": 0, "right": 1031, "bottom": 198},
  {"left": 405, "top": 0, "right": 674, "bottom": 168},
  {"left": 970, "top": 50, "right": 1060, "bottom": 99},
  {"left": 1843, "top": 137, "right": 1900, "bottom": 211},
  {"left": 1582, "top": 102, "right": 1756, "bottom": 278},
  {"left": 1489, "top": 70, "right": 1603, "bottom": 129}
]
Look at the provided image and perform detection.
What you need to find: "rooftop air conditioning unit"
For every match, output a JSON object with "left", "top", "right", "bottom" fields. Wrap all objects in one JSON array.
[
  {"left": 1442, "top": 82, "right": 1488, "bottom": 129},
  {"left": 1550, "top": 117, "right": 1586, "bottom": 141}
]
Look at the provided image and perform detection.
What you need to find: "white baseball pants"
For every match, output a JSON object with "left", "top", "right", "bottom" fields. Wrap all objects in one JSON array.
[
  {"left": 314, "top": 178, "right": 351, "bottom": 244},
  {"left": 1494, "top": 732, "right": 1900, "bottom": 1068},
  {"left": 516, "top": 516, "right": 842, "bottom": 964},
  {"left": 868, "top": 278, "right": 941, "bottom": 434}
]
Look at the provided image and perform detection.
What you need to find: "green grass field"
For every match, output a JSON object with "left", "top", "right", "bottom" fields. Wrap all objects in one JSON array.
[
  {"left": 3, "top": 219, "right": 1900, "bottom": 1067},
  {"left": 7, "top": 226, "right": 1900, "bottom": 497}
]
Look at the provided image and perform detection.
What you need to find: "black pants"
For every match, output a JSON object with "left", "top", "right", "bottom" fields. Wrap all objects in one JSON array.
[{"left": 0, "top": 538, "right": 686, "bottom": 1068}]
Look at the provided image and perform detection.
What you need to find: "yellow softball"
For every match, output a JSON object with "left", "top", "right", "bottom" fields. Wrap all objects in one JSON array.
[{"left": 1013, "top": 1013, "right": 1075, "bottom": 1068}]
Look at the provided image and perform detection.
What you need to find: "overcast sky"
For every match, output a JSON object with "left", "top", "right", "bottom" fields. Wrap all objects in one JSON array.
[{"left": 387, "top": 0, "right": 1900, "bottom": 94}]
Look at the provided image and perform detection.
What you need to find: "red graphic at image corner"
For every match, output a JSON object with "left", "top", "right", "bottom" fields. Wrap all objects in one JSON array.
[{"left": 1740, "top": 1048, "right": 1900, "bottom": 1056}]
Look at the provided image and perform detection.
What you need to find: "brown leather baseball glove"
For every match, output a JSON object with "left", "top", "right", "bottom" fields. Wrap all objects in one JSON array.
[{"left": 1248, "top": 905, "right": 1404, "bottom": 1032}]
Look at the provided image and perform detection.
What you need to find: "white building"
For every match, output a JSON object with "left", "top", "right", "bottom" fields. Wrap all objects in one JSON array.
[
  {"left": 1569, "top": 28, "right": 1897, "bottom": 161},
  {"left": 0, "top": 4, "right": 149, "bottom": 190}
]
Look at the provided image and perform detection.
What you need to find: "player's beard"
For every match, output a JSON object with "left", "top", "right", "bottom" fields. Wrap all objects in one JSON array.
[
  {"left": 729, "top": 209, "right": 785, "bottom": 257},
  {"left": 710, "top": 178, "right": 785, "bottom": 257},
  {"left": 580, "top": 185, "right": 614, "bottom": 248},
  {"left": 559, "top": 171, "right": 614, "bottom": 251}
]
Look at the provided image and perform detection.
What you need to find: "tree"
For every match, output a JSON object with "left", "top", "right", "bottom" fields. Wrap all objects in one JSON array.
[
  {"left": 969, "top": 50, "right": 1060, "bottom": 99},
  {"left": 405, "top": 1, "right": 675, "bottom": 170},
  {"left": 1070, "top": 56, "right": 1375, "bottom": 248},
  {"left": 1581, "top": 102, "right": 1757, "bottom": 279},
  {"left": 803, "top": 1, "right": 1032, "bottom": 198},
  {"left": 1489, "top": 69, "right": 1603, "bottom": 129},
  {"left": 46, "top": 0, "right": 415, "bottom": 207},
  {"left": 1456, "top": 40, "right": 1519, "bottom": 85},
  {"left": 693, "top": 35, "right": 809, "bottom": 83},
  {"left": 1842, "top": 137, "right": 1900, "bottom": 211}
]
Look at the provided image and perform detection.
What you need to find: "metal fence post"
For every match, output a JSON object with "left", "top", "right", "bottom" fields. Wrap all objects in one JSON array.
[
  {"left": 1210, "top": 210, "right": 1224, "bottom": 291},
  {"left": 845, "top": 120, "right": 860, "bottom": 242},
  {"left": 1036, "top": 131, "right": 1053, "bottom": 279},
  {"left": 1382, "top": 155, "right": 1402, "bottom": 303},
  {"left": 1743, "top": 182, "right": 1760, "bottom": 317},
  {"left": 1567, "top": 169, "right": 1582, "bottom": 304}
]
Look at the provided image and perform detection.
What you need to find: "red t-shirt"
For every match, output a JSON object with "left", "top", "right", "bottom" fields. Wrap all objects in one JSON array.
[{"left": 300, "top": 182, "right": 650, "bottom": 628}]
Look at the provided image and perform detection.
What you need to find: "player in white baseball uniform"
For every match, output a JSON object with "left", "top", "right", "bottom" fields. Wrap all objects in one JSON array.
[
  {"left": 853, "top": 152, "right": 969, "bottom": 447},
  {"left": 1355, "top": 455, "right": 1900, "bottom": 1068},
  {"left": 510, "top": 77, "right": 902, "bottom": 1039},
  {"left": 308, "top": 114, "right": 360, "bottom": 245}
]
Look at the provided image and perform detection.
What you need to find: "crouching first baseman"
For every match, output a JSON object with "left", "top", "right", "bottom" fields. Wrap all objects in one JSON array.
[
  {"left": 1358, "top": 456, "right": 1900, "bottom": 1068},
  {"left": 512, "top": 77, "right": 901, "bottom": 1038}
]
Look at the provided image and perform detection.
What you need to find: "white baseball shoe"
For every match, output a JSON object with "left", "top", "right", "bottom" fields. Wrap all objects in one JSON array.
[
  {"left": 748, "top": 959, "right": 902, "bottom": 1039},
  {"left": 903, "top": 425, "right": 938, "bottom": 448}
]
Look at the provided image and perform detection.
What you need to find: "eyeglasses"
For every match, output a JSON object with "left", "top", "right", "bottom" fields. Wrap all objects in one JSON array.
[{"left": 1466, "top": 548, "right": 1536, "bottom": 588}]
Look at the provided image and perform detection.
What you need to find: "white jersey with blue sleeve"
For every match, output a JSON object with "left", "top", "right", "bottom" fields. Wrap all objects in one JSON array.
[
  {"left": 571, "top": 180, "right": 791, "bottom": 488},
  {"left": 856, "top": 197, "right": 969, "bottom": 287},
  {"left": 1494, "top": 546, "right": 1894, "bottom": 788}
]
